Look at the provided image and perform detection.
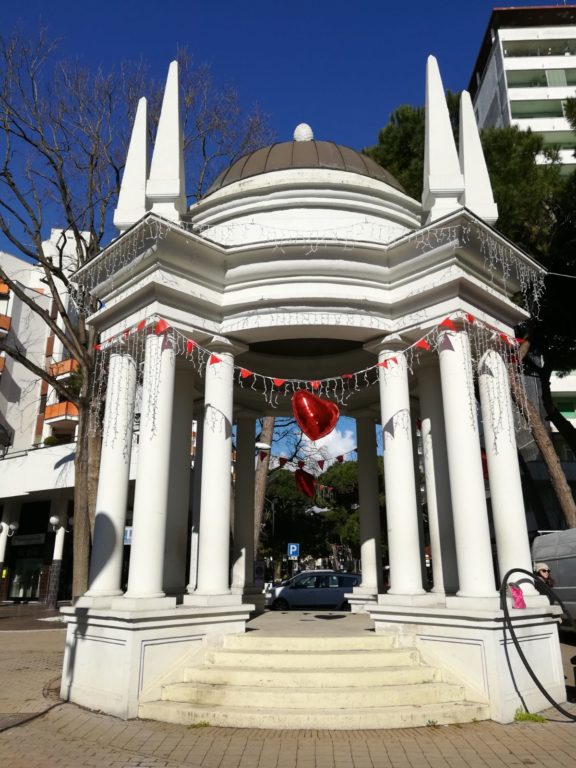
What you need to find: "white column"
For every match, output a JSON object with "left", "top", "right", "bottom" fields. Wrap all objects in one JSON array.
[
  {"left": 438, "top": 328, "right": 498, "bottom": 605},
  {"left": 119, "top": 333, "right": 176, "bottom": 608},
  {"left": 231, "top": 417, "right": 257, "bottom": 596},
  {"left": 479, "top": 350, "right": 538, "bottom": 599},
  {"left": 418, "top": 361, "right": 458, "bottom": 595},
  {"left": 355, "top": 416, "right": 383, "bottom": 596},
  {"left": 187, "top": 414, "right": 203, "bottom": 593},
  {"left": 375, "top": 341, "right": 427, "bottom": 602},
  {"left": 83, "top": 352, "right": 137, "bottom": 604},
  {"left": 163, "top": 366, "right": 194, "bottom": 596},
  {"left": 185, "top": 338, "right": 244, "bottom": 606}
]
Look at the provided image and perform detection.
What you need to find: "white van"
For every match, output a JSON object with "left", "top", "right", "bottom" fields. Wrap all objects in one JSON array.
[{"left": 531, "top": 529, "right": 576, "bottom": 618}]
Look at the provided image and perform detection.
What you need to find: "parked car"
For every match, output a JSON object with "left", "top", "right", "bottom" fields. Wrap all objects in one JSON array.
[{"left": 265, "top": 570, "right": 360, "bottom": 611}]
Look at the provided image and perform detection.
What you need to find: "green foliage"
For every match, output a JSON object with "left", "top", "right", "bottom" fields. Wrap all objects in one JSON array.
[
  {"left": 481, "top": 127, "right": 563, "bottom": 260},
  {"left": 513, "top": 708, "right": 546, "bottom": 723},
  {"left": 565, "top": 98, "right": 576, "bottom": 133},
  {"left": 364, "top": 105, "right": 425, "bottom": 199},
  {"left": 364, "top": 92, "right": 459, "bottom": 200},
  {"left": 262, "top": 459, "right": 386, "bottom": 562}
]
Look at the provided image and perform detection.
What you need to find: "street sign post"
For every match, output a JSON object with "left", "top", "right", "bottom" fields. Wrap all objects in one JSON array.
[{"left": 287, "top": 542, "right": 300, "bottom": 560}]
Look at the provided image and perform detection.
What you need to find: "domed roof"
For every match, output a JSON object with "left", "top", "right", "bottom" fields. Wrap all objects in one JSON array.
[{"left": 204, "top": 138, "right": 405, "bottom": 197}]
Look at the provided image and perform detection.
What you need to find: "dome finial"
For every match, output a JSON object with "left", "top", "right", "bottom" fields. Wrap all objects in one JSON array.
[{"left": 293, "top": 123, "right": 314, "bottom": 142}]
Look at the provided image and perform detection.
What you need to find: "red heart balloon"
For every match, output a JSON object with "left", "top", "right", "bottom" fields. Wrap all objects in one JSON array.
[
  {"left": 295, "top": 469, "right": 317, "bottom": 498},
  {"left": 292, "top": 390, "right": 340, "bottom": 441}
]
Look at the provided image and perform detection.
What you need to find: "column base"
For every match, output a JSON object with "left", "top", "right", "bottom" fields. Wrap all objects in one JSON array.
[
  {"left": 378, "top": 592, "right": 444, "bottom": 607},
  {"left": 183, "top": 592, "right": 244, "bottom": 608},
  {"left": 231, "top": 586, "right": 266, "bottom": 614},
  {"left": 445, "top": 594, "right": 501, "bottom": 611},
  {"left": 111, "top": 596, "right": 177, "bottom": 612},
  {"left": 75, "top": 592, "right": 123, "bottom": 609},
  {"left": 347, "top": 588, "right": 379, "bottom": 614}
]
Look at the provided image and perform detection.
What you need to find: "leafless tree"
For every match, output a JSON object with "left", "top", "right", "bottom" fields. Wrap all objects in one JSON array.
[{"left": 0, "top": 29, "right": 273, "bottom": 596}]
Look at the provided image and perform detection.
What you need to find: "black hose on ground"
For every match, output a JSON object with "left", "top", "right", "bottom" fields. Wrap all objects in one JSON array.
[{"left": 500, "top": 567, "right": 576, "bottom": 722}]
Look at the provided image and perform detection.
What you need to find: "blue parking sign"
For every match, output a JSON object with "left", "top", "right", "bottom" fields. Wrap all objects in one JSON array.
[{"left": 287, "top": 543, "right": 300, "bottom": 558}]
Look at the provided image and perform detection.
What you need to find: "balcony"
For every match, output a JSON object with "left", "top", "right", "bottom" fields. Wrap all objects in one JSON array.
[
  {"left": 0, "top": 314, "right": 11, "bottom": 335},
  {"left": 49, "top": 358, "right": 80, "bottom": 379},
  {"left": 44, "top": 401, "right": 79, "bottom": 425}
]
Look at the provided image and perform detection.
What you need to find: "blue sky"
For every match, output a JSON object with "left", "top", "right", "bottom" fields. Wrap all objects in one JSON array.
[{"left": 3, "top": 1, "right": 542, "bottom": 152}]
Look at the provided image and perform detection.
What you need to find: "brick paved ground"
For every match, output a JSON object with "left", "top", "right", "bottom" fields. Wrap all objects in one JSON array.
[{"left": 1, "top": 606, "right": 576, "bottom": 768}]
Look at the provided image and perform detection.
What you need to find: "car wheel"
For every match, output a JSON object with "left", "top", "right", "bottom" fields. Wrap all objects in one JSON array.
[
  {"left": 339, "top": 600, "right": 351, "bottom": 612},
  {"left": 273, "top": 598, "right": 289, "bottom": 611}
]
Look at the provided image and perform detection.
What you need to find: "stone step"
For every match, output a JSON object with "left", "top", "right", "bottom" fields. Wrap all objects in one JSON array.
[
  {"left": 139, "top": 699, "right": 490, "bottom": 730},
  {"left": 223, "top": 634, "right": 398, "bottom": 652},
  {"left": 206, "top": 647, "right": 418, "bottom": 669},
  {"left": 183, "top": 664, "right": 443, "bottom": 688},
  {"left": 161, "top": 680, "right": 467, "bottom": 709}
]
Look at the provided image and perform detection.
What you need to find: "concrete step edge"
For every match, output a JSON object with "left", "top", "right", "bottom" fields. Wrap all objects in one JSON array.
[{"left": 139, "top": 699, "right": 490, "bottom": 730}]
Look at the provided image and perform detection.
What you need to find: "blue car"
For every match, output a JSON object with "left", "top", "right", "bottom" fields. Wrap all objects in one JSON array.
[{"left": 266, "top": 570, "right": 360, "bottom": 611}]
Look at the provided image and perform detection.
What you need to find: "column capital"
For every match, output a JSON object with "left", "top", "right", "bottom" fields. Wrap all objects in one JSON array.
[
  {"left": 206, "top": 335, "right": 248, "bottom": 357},
  {"left": 364, "top": 334, "right": 407, "bottom": 356}
]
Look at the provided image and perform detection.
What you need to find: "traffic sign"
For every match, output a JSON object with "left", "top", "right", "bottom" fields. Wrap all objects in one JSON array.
[{"left": 287, "top": 543, "right": 300, "bottom": 559}]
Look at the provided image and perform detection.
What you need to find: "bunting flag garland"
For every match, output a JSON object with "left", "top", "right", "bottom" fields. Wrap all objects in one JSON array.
[
  {"left": 278, "top": 457, "right": 288, "bottom": 468},
  {"left": 89, "top": 309, "right": 533, "bottom": 437},
  {"left": 259, "top": 451, "right": 269, "bottom": 462},
  {"left": 155, "top": 318, "right": 170, "bottom": 335},
  {"left": 439, "top": 317, "right": 457, "bottom": 331}
]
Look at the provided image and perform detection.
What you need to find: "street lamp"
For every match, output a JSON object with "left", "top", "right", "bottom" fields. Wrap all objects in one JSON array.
[{"left": 1, "top": 521, "right": 19, "bottom": 537}]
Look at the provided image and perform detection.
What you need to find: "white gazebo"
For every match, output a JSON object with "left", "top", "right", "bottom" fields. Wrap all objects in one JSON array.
[{"left": 61, "top": 57, "right": 566, "bottom": 725}]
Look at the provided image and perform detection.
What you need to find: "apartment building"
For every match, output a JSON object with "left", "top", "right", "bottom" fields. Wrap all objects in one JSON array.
[
  {"left": 0, "top": 233, "right": 82, "bottom": 603},
  {"left": 469, "top": 5, "right": 576, "bottom": 168}
]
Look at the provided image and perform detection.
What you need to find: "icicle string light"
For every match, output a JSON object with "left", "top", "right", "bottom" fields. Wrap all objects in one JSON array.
[{"left": 89, "top": 310, "right": 531, "bottom": 436}]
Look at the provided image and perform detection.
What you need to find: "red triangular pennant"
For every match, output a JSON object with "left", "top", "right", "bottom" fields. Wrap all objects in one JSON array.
[
  {"left": 279, "top": 457, "right": 288, "bottom": 468},
  {"left": 439, "top": 317, "right": 456, "bottom": 331},
  {"left": 123, "top": 328, "right": 130, "bottom": 339},
  {"left": 465, "top": 313, "right": 476, "bottom": 324},
  {"left": 93, "top": 343, "right": 102, "bottom": 351},
  {"left": 336, "top": 455, "right": 344, "bottom": 463},
  {"left": 136, "top": 319, "right": 146, "bottom": 332},
  {"left": 317, "top": 459, "right": 325, "bottom": 470},
  {"left": 298, "top": 460, "right": 305, "bottom": 469},
  {"left": 515, "top": 337, "right": 526, "bottom": 345},
  {"left": 499, "top": 333, "right": 512, "bottom": 346},
  {"left": 342, "top": 373, "right": 353, "bottom": 380},
  {"left": 209, "top": 354, "right": 222, "bottom": 365},
  {"left": 259, "top": 451, "right": 268, "bottom": 462},
  {"left": 273, "top": 378, "right": 286, "bottom": 387},
  {"left": 155, "top": 318, "right": 170, "bottom": 335},
  {"left": 310, "top": 380, "right": 321, "bottom": 390},
  {"left": 415, "top": 339, "right": 431, "bottom": 351},
  {"left": 240, "top": 368, "right": 253, "bottom": 379},
  {"left": 378, "top": 360, "right": 389, "bottom": 369},
  {"left": 186, "top": 339, "right": 196, "bottom": 354}
]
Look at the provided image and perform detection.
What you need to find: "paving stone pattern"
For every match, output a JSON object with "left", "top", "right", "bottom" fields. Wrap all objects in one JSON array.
[{"left": 1, "top": 608, "right": 576, "bottom": 767}]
